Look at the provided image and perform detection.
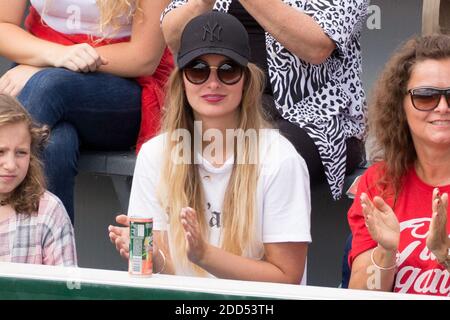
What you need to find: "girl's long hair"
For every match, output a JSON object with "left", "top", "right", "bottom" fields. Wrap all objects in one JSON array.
[
  {"left": 0, "top": 94, "right": 49, "bottom": 214},
  {"left": 158, "top": 63, "right": 268, "bottom": 275},
  {"left": 95, "top": 0, "right": 142, "bottom": 38},
  {"left": 368, "top": 34, "right": 450, "bottom": 198}
]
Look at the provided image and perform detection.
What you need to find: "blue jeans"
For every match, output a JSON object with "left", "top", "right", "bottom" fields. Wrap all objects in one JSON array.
[{"left": 18, "top": 68, "right": 141, "bottom": 223}]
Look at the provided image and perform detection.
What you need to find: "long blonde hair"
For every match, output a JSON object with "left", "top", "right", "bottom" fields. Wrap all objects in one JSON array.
[
  {"left": 0, "top": 94, "right": 49, "bottom": 214},
  {"left": 159, "top": 63, "right": 268, "bottom": 275},
  {"left": 95, "top": 0, "right": 142, "bottom": 37}
]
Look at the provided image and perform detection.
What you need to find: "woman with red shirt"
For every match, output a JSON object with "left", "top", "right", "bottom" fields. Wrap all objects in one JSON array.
[{"left": 348, "top": 34, "right": 450, "bottom": 296}]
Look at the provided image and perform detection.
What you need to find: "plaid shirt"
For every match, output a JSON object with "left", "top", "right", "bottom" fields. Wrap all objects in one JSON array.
[{"left": 0, "top": 191, "right": 77, "bottom": 266}]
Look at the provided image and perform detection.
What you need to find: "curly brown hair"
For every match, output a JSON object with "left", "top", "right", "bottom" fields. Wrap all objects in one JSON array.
[
  {"left": 0, "top": 94, "right": 49, "bottom": 214},
  {"left": 368, "top": 34, "right": 450, "bottom": 198}
]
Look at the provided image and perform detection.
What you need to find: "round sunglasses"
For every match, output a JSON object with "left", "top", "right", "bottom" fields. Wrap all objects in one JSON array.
[
  {"left": 183, "top": 60, "right": 244, "bottom": 85},
  {"left": 408, "top": 87, "right": 450, "bottom": 111}
]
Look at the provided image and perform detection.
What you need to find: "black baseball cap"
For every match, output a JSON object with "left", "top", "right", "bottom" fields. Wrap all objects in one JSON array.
[{"left": 177, "top": 11, "right": 251, "bottom": 69}]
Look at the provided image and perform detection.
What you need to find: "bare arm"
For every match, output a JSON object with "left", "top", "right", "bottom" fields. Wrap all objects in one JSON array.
[
  {"left": 198, "top": 242, "right": 307, "bottom": 284},
  {"left": 152, "top": 230, "right": 176, "bottom": 274},
  {"left": 181, "top": 207, "right": 307, "bottom": 284},
  {"left": 0, "top": 0, "right": 169, "bottom": 77},
  {"left": 348, "top": 193, "right": 400, "bottom": 291},
  {"left": 0, "top": 0, "right": 64, "bottom": 66},
  {"left": 110, "top": 213, "right": 307, "bottom": 282},
  {"left": 161, "top": 0, "right": 215, "bottom": 53},
  {"left": 95, "top": 0, "right": 170, "bottom": 77},
  {"left": 238, "top": 0, "right": 335, "bottom": 65},
  {"left": 348, "top": 247, "right": 397, "bottom": 291}
]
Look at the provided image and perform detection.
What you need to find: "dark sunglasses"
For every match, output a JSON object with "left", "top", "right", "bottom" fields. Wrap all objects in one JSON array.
[
  {"left": 408, "top": 87, "right": 450, "bottom": 111},
  {"left": 183, "top": 60, "right": 244, "bottom": 85}
]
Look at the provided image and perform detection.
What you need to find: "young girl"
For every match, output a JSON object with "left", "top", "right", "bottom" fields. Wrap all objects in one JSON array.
[
  {"left": 109, "top": 12, "right": 311, "bottom": 284},
  {"left": 0, "top": 0, "right": 174, "bottom": 223},
  {"left": 0, "top": 94, "right": 76, "bottom": 266}
]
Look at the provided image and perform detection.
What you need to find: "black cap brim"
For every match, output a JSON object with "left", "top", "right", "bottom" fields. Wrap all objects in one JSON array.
[{"left": 177, "top": 47, "right": 249, "bottom": 69}]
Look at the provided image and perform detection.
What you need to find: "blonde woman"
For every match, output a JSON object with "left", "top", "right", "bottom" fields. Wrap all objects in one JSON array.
[
  {"left": 0, "top": 0, "right": 174, "bottom": 223},
  {"left": 161, "top": 0, "right": 370, "bottom": 201},
  {"left": 0, "top": 94, "right": 76, "bottom": 266},
  {"left": 108, "top": 12, "right": 311, "bottom": 283}
]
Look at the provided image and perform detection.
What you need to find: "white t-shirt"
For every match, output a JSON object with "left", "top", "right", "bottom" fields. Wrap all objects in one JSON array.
[
  {"left": 30, "top": 0, "right": 132, "bottom": 38},
  {"left": 128, "top": 129, "right": 311, "bottom": 282}
]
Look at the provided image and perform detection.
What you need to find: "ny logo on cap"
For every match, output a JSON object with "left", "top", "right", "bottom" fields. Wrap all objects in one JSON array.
[{"left": 202, "top": 22, "right": 222, "bottom": 42}]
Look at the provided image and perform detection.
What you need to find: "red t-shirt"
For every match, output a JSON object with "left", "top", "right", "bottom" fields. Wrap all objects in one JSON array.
[{"left": 348, "top": 162, "right": 450, "bottom": 296}]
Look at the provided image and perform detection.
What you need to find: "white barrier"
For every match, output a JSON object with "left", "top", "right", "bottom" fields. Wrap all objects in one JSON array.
[{"left": 0, "top": 262, "right": 445, "bottom": 300}]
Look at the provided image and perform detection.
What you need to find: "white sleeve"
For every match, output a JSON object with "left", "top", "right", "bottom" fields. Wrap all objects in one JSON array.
[
  {"left": 160, "top": 0, "right": 188, "bottom": 23},
  {"left": 262, "top": 154, "right": 311, "bottom": 243},
  {"left": 127, "top": 141, "right": 168, "bottom": 231}
]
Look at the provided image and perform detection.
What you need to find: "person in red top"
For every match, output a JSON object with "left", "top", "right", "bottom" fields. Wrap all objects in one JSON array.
[
  {"left": 347, "top": 34, "right": 450, "bottom": 296},
  {"left": 0, "top": 0, "right": 174, "bottom": 223}
]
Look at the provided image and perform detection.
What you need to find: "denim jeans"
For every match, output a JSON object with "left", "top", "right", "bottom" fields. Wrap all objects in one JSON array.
[{"left": 18, "top": 67, "right": 141, "bottom": 224}]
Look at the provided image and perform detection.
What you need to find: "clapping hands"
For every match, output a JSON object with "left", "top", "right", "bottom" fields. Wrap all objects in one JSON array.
[
  {"left": 426, "top": 188, "right": 450, "bottom": 263},
  {"left": 180, "top": 207, "right": 208, "bottom": 264},
  {"left": 360, "top": 193, "right": 400, "bottom": 251}
]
